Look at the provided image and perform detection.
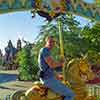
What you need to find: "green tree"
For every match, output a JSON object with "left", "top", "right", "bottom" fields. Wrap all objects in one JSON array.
[
  {"left": 16, "top": 42, "right": 39, "bottom": 81},
  {"left": 81, "top": 22, "right": 100, "bottom": 52},
  {"left": 36, "top": 14, "right": 84, "bottom": 59},
  {"left": 81, "top": 22, "right": 100, "bottom": 64}
]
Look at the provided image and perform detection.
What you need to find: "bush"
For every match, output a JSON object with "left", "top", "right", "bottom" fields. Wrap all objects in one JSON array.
[{"left": 16, "top": 44, "right": 39, "bottom": 81}]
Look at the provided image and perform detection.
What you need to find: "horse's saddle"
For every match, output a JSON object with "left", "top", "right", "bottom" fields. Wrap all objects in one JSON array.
[{"left": 25, "top": 81, "right": 63, "bottom": 100}]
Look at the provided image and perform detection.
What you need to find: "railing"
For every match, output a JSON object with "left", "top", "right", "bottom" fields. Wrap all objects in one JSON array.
[{"left": 87, "top": 84, "right": 100, "bottom": 99}]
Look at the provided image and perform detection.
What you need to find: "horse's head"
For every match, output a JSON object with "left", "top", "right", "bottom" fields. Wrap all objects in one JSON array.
[{"left": 78, "top": 58, "right": 95, "bottom": 81}]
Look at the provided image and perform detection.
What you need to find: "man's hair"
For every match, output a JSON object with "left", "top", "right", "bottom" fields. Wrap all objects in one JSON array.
[{"left": 45, "top": 35, "right": 54, "bottom": 42}]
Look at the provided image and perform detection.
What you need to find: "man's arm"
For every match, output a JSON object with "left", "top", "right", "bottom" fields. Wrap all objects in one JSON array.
[{"left": 44, "top": 56, "right": 63, "bottom": 68}]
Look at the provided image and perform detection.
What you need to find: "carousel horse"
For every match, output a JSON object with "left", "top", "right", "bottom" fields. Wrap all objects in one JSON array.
[
  {"left": 63, "top": 58, "right": 96, "bottom": 100},
  {"left": 11, "top": 57, "right": 96, "bottom": 100}
]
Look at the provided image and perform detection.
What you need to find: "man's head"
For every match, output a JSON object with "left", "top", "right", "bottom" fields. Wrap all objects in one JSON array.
[{"left": 45, "top": 36, "right": 55, "bottom": 50}]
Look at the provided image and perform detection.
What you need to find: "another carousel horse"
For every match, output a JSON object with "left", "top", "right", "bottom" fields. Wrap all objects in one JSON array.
[{"left": 63, "top": 58, "right": 96, "bottom": 100}]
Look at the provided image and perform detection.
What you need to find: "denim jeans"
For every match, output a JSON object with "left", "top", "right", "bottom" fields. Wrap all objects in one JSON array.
[{"left": 40, "top": 77, "right": 75, "bottom": 100}]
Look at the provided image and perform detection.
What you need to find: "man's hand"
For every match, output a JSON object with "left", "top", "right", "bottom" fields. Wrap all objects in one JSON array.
[
  {"left": 59, "top": 58, "right": 65, "bottom": 67},
  {"left": 56, "top": 74, "right": 63, "bottom": 80}
]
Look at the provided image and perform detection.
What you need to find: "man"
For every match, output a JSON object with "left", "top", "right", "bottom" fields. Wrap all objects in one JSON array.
[{"left": 38, "top": 36, "right": 75, "bottom": 100}]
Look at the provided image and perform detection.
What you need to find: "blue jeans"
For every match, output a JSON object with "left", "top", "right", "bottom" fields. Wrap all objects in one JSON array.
[{"left": 40, "top": 77, "right": 75, "bottom": 100}]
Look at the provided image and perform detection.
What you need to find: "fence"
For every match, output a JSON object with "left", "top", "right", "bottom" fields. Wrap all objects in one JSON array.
[{"left": 87, "top": 84, "right": 100, "bottom": 99}]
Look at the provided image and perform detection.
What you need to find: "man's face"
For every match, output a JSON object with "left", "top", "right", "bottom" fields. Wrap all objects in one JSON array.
[{"left": 47, "top": 37, "right": 55, "bottom": 49}]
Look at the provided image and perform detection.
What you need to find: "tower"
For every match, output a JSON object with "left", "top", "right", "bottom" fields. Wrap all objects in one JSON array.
[{"left": 17, "top": 39, "right": 22, "bottom": 51}]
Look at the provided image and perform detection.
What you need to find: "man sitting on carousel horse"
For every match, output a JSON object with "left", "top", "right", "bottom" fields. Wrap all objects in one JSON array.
[{"left": 38, "top": 35, "right": 75, "bottom": 100}]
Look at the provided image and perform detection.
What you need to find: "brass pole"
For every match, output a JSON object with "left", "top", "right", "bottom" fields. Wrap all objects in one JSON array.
[
  {"left": 58, "top": 18, "right": 66, "bottom": 81},
  {"left": 58, "top": 18, "right": 71, "bottom": 86}
]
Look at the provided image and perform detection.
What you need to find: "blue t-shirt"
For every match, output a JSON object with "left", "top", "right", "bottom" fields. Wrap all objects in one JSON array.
[{"left": 38, "top": 47, "right": 54, "bottom": 79}]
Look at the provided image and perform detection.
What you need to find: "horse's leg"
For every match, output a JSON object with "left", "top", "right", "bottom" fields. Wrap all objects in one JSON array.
[
  {"left": 74, "top": 94, "right": 86, "bottom": 100},
  {"left": 74, "top": 90, "right": 96, "bottom": 100},
  {"left": 73, "top": 86, "right": 87, "bottom": 100}
]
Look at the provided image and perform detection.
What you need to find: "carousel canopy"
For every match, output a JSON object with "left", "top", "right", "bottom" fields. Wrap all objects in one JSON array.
[
  {"left": 0, "top": 0, "right": 34, "bottom": 13},
  {"left": 0, "top": 0, "right": 100, "bottom": 21}
]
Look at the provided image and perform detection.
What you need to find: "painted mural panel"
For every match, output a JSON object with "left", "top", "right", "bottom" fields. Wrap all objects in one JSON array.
[
  {"left": 66, "top": 0, "right": 100, "bottom": 20},
  {"left": 35, "top": 0, "right": 66, "bottom": 17},
  {"left": 35, "top": 0, "right": 100, "bottom": 20},
  {"left": 0, "top": 0, "right": 34, "bottom": 13}
]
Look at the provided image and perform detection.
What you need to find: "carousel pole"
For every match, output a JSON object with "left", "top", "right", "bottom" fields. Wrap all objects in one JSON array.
[
  {"left": 58, "top": 19, "right": 64, "bottom": 60},
  {"left": 57, "top": 18, "right": 66, "bottom": 82},
  {"left": 58, "top": 18, "right": 70, "bottom": 86}
]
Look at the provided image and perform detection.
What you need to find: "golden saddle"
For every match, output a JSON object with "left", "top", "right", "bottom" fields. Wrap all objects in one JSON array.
[{"left": 25, "top": 81, "right": 64, "bottom": 100}]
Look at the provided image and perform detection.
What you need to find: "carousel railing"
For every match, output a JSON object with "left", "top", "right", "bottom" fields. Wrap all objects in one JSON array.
[{"left": 87, "top": 84, "right": 100, "bottom": 99}]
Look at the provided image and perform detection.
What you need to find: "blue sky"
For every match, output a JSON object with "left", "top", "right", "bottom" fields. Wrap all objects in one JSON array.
[
  {"left": 0, "top": 11, "right": 46, "bottom": 54},
  {"left": 83, "top": 0, "right": 95, "bottom": 4},
  {"left": 0, "top": 11, "right": 90, "bottom": 54}
]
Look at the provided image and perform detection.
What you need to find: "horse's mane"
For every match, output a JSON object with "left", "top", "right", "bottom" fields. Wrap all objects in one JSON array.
[
  {"left": 63, "top": 58, "right": 80, "bottom": 81},
  {"left": 66, "top": 58, "right": 79, "bottom": 73}
]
